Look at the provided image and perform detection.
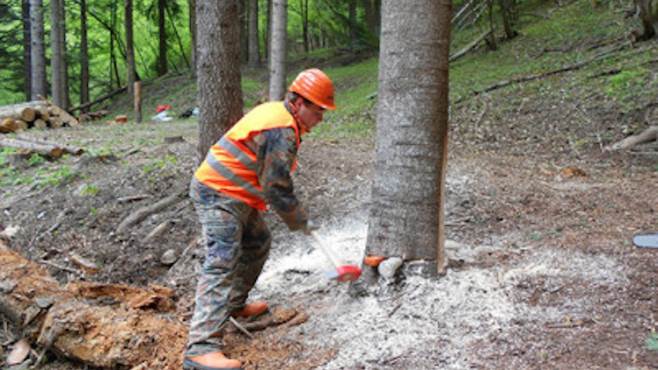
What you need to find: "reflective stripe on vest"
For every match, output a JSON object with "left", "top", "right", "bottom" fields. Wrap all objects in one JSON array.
[
  {"left": 218, "top": 137, "right": 259, "bottom": 173},
  {"left": 204, "top": 151, "right": 264, "bottom": 200}
]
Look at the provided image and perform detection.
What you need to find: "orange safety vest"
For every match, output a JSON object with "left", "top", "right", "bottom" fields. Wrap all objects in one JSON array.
[{"left": 194, "top": 102, "right": 301, "bottom": 210}]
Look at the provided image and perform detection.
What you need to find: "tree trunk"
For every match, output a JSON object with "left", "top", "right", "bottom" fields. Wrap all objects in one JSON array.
[
  {"left": 80, "top": 0, "right": 90, "bottom": 111},
  {"left": 634, "top": 0, "right": 658, "bottom": 40},
  {"left": 189, "top": 0, "right": 197, "bottom": 77},
  {"left": 125, "top": 0, "right": 136, "bottom": 95},
  {"left": 362, "top": 0, "right": 377, "bottom": 37},
  {"left": 51, "top": 0, "right": 68, "bottom": 109},
  {"left": 269, "top": 0, "right": 287, "bottom": 100},
  {"left": 365, "top": 0, "right": 451, "bottom": 278},
  {"left": 29, "top": 0, "right": 46, "bottom": 100},
  {"left": 239, "top": 0, "right": 249, "bottom": 64},
  {"left": 486, "top": 0, "right": 497, "bottom": 50},
  {"left": 300, "top": 0, "right": 309, "bottom": 53},
  {"left": 248, "top": 0, "right": 260, "bottom": 66},
  {"left": 266, "top": 0, "right": 272, "bottom": 62},
  {"left": 158, "top": 0, "right": 168, "bottom": 76},
  {"left": 166, "top": 4, "right": 191, "bottom": 69},
  {"left": 22, "top": 0, "right": 32, "bottom": 102},
  {"left": 195, "top": 0, "right": 244, "bottom": 161},
  {"left": 349, "top": 0, "right": 358, "bottom": 50},
  {"left": 498, "top": 0, "right": 517, "bottom": 39}
]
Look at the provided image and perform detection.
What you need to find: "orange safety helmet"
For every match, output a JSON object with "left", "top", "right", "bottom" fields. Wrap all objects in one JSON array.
[{"left": 289, "top": 69, "right": 336, "bottom": 111}]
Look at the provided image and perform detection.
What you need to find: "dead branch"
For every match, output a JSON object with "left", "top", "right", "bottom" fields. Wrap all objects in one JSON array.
[
  {"left": 450, "top": 30, "right": 492, "bottom": 63},
  {"left": 116, "top": 190, "right": 186, "bottom": 234},
  {"left": 605, "top": 126, "right": 658, "bottom": 151},
  {"left": 456, "top": 43, "right": 628, "bottom": 104},
  {"left": 13, "top": 135, "right": 84, "bottom": 156},
  {"left": 68, "top": 86, "right": 127, "bottom": 113}
]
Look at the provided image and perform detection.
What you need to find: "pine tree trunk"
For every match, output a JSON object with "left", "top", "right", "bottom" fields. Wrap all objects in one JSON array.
[
  {"left": 362, "top": 0, "right": 377, "bottom": 37},
  {"left": 498, "top": 0, "right": 517, "bottom": 40},
  {"left": 239, "top": 0, "right": 249, "bottom": 64},
  {"left": 195, "top": 0, "right": 244, "bottom": 161},
  {"left": 349, "top": 0, "right": 357, "bottom": 50},
  {"left": 269, "top": 0, "right": 287, "bottom": 100},
  {"left": 634, "top": 0, "right": 658, "bottom": 40},
  {"left": 80, "top": 0, "right": 89, "bottom": 110},
  {"left": 125, "top": 0, "right": 136, "bottom": 95},
  {"left": 51, "top": 0, "right": 68, "bottom": 109},
  {"left": 266, "top": 0, "right": 272, "bottom": 62},
  {"left": 300, "top": 0, "right": 309, "bottom": 53},
  {"left": 189, "top": 0, "right": 197, "bottom": 76},
  {"left": 22, "top": 0, "right": 32, "bottom": 101},
  {"left": 158, "top": 0, "right": 168, "bottom": 76},
  {"left": 248, "top": 0, "right": 260, "bottom": 67},
  {"left": 30, "top": 0, "right": 46, "bottom": 100},
  {"left": 365, "top": 0, "right": 451, "bottom": 276}
]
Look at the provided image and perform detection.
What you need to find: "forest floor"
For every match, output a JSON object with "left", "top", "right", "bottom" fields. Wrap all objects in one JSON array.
[
  {"left": 2, "top": 1, "right": 658, "bottom": 368},
  {"left": 1, "top": 86, "right": 656, "bottom": 369}
]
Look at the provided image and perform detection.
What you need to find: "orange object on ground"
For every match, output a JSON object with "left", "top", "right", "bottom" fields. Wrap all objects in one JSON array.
[
  {"left": 363, "top": 255, "right": 386, "bottom": 267},
  {"left": 289, "top": 69, "right": 336, "bottom": 110},
  {"left": 232, "top": 300, "right": 269, "bottom": 318},
  {"left": 183, "top": 351, "right": 242, "bottom": 370}
]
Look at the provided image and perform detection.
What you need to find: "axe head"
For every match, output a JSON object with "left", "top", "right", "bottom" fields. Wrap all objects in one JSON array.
[{"left": 325, "top": 264, "right": 362, "bottom": 282}]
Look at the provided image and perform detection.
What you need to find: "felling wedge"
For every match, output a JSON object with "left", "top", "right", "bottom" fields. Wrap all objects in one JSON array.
[{"left": 309, "top": 232, "right": 361, "bottom": 282}]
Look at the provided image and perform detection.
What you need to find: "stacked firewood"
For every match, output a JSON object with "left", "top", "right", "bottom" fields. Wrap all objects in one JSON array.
[{"left": 0, "top": 100, "right": 80, "bottom": 134}]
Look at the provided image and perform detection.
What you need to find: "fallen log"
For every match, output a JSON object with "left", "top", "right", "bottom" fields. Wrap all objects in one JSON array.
[
  {"left": 1, "top": 118, "right": 19, "bottom": 133},
  {"left": 0, "top": 241, "right": 186, "bottom": 369},
  {"left": 0, "top": 136, "right": 65, "bottom": 159},
  {"left": 13, "top": 135, "right": 84, "bottom": 156},
  {"left": 0, "top": 136, "right": 84, "bottom": 159},
  {"left": 450, "top": 29, "right": 492, "bottom": 62},
  {"left": 0, "top": 102, "right": 38, "bottom": 122},
  {"left": 116, "top": 190, "right": 186, "bottom": 234},
  {"left": 605, "top": 126, "right": 658, "bottom": 151}
]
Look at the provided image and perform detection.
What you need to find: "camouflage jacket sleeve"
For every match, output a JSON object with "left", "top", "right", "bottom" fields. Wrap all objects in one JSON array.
[{"left": 252, "top": 127, "right": 308, "bottom": 230}]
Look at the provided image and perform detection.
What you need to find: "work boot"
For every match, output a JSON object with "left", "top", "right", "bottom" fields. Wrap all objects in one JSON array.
[
  {"left": 232, "top": 300, "right": 268, "bottom": 318},
  {"left": 183, "top": 352, "right": 242, "bottom": 370}
]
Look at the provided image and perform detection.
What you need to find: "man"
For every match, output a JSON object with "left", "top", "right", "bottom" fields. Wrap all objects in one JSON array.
[{"left": 183, "top": 69, "right": 336, "bottom": 370}]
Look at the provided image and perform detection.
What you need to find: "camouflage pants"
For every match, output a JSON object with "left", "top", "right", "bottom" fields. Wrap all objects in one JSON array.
[{"left": 185, "top": 179, "right": 272, "bottom": 357}]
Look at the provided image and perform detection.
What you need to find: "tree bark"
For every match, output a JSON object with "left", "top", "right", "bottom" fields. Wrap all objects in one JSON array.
[
  {"left": 29, "top": 0, "right": 47, "bottom": 100},
  {"left": 195, "top": 0, "right": 244, "bottom": 161},
  {"left": 498, "top": 0, "right": 518, "bottom": 40},
  {"left": 266, "top": 0, "right": 272, "bottom": 62},
  {"left": 300, "top": 0, "right": 309, "bottom": 53},
  {"left": 0, "top": 242, "right": 186, "bottom": 369},
  {"left": 269, "top": 0, "right": 287, "bottom": 100},
  {"left": 634, "top": 0, "right": 658, "bottom": 40},
  {"left": 189, "top": 0, "right": 197, "bottom": 77},
  {"left": 365, "top": 0, "right": 451, "bottom": 277},
  {"left": 51, "top": 0, "right": 69, "bottom": 109},
  {"left": 125, "top": 0, "right": 136, "bottom": 95},
  {"left": 248, "top": 0, "right": 261, "bottom": 67},
  {"left": 158, "top": 0, "right": 168, "bottom": 76},
  {"left": 80, "top": 0, "right": 90, "bottom": 111},
  {"left": 349, "top": 0, "right": 358, "bottom": 50},
  {"left": 239, "top": 0, "right": 249, "bottom": 64},
  {"left": 22, "top": 0, "right": 32, "bottom": 102}
]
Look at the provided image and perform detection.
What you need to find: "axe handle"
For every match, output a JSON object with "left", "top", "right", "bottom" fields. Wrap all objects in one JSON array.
[{"left": 309, "top": 232, "right": 342, "bottom": 269}]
